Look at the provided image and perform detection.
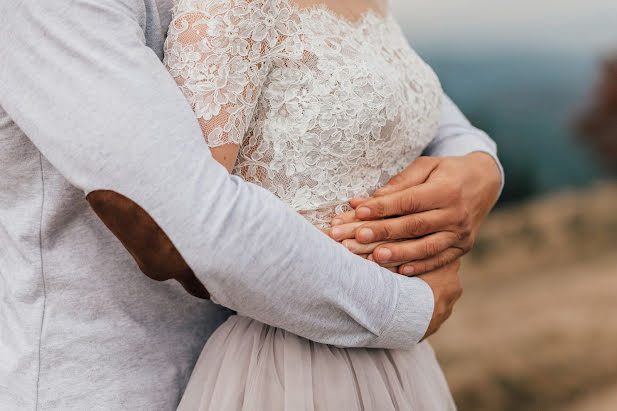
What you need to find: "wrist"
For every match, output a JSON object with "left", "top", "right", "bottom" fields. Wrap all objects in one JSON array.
[
  {"left": 465, "top": 151, "right": 504, "bottom": 197},
  {"left": 462, "top": 152, "right": 502, "bottom": 202}
]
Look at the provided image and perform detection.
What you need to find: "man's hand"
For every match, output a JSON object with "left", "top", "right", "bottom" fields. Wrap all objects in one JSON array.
[
  {"left": 329, "top": 153, "right": 501, "bottom": 275},
  {"left": 419, "top": 260, "right": 463, "bottom": 340}
]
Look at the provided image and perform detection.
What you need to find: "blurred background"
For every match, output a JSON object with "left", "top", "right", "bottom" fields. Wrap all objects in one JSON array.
[{"left": 390, "top": 0, "right": 617, "bottom": 410}]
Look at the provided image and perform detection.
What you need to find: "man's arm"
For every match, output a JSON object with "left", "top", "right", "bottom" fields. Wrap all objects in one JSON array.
[{"left": 0, "top": 0, "right": 436, "bottom": 348}]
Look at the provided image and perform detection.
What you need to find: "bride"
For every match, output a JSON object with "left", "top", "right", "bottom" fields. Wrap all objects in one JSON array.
[{"left": 164, "top": 0, "right": 456, "bottom": 409}]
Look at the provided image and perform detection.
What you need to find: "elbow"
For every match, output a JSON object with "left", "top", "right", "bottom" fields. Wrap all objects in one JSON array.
[{"left": 86, "top": 189, "right": 210, "bottom": 299}]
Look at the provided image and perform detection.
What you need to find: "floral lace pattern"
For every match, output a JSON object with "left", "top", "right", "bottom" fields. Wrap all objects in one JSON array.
[{"left": 164, "top": 0, "right": 443, "bottom": 228}]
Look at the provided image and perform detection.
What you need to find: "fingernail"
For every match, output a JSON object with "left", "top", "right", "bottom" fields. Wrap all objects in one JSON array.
[
  {"left": 331, "top": 227, "right": 343, "bottom": 240},
  {"left": 356, "top": 207, "right": 371, "bottom": 219},
  {"left": 357, "top": 228, "right": 374, "bottom": 243},
  {"left": 342, "top": 240, "right": 353, "bottom": 251},
  {"left": 375, "top": 248, "right": 392, "bottom": 262},
  {"left": 331, "top": 219, "right": 343, "bottom": 226},
  {"left": 401, "top": 266, "right": 415, "bottom": 276}
]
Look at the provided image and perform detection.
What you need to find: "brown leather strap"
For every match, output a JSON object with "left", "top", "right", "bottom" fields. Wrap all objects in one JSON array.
[{"left": 87, "top": 190, "right": 210, "bottom": 300}]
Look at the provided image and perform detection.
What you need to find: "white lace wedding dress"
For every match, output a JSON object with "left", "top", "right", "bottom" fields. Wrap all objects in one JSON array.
[{"left": 164, "top": 0, "right": 456, "bottom": 409}]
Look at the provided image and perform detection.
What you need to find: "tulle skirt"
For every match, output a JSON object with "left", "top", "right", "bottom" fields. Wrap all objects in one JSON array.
[{"left": 178, "top": 315, "right": 456, "bottom": 410}]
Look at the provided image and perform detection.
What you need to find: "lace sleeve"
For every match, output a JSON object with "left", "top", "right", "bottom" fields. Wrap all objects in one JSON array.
[{"left": 164, "top": 0, "right": 295, "bottom": 147}]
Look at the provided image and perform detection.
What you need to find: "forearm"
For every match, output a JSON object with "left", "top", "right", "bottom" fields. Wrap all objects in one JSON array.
[
  {"left": 0, "top": 0, "right": 433, "bottom": 348},
  {"left": 424, "top": 93, "right": 505, "bottom": 193}
]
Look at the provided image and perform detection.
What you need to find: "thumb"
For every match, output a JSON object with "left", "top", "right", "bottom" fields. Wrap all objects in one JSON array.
[{"left": 374, "top": 156, "right": 439, "bottom": 197}]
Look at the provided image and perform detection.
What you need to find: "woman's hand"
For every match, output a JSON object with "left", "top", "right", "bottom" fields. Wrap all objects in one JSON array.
[
  {"left": 326, "top": 219, "right": 399, "bottom": 272},
  {"left": 329, "top": 221, "right": 387, "bottom": 257}
]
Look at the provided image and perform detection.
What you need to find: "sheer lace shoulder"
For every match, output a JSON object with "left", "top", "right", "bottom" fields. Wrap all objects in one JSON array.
[{"left": 164, "top": 0, "right": 300, "bottom": 146}]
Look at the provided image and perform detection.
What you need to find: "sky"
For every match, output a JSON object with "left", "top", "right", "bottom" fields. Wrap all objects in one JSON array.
[{"left": 390, "top": 0, "right": 617, "bottom": 56}]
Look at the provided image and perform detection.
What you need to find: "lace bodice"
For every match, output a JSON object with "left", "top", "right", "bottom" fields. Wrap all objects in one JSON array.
[{"left": 164, "top": 0, "right": 443, "bottom": 228}]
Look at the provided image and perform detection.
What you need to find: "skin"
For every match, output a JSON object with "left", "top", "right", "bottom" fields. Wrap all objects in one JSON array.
[
  {"left": 418, "top": 260, "right": 463, "bottom": 341},
  {"left": 293, "top": 0, "right": 388, "bottom": 20},
  {"left": 210, "top": 144, "right": 240, "bottom": 173},
  {"left": 328, "top": 153, "right": 502, "bottom": 276}
]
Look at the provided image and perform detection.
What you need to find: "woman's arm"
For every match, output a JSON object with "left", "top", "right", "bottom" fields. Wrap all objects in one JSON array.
[
  {"left": 166, "top": 9, "right": 242, "bottom": 173},
  {"left": 209, "top": 145, "right": 240, "bottom": 173}
]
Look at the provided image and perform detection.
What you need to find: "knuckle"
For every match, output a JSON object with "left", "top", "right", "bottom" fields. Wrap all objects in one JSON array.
[
  {"left": 424, "top": 241, "right": 441, "bottom": 258},
  {"left": 462, "top": 224, "right": 473, "bottom": 239},
  {"left": 456, "top": 230, "right": 469, "bottom": 244},
  {"left": 456, "top": 220, "right": 473, "bottom": 242},
  {"left": 342, "top": 211, "right": 356, "bottom": 222},
  {"left": 389, "top": 174, "right": 405, "bottom": 187},
  {"left": 372, "top": 201, "right": 386, "bottom": 218},
  {"left": 414, "top": 156, "right": 430, "bottom": 167},
  {"left": 444, "top": 250, "right": 458, "bottom": 265},
  {"left": 381, "top": 223, "right": 395, "bottom": 240},
  {"left": 422, "top": 156, "right": 439, "bottom": 167},
  {"left": 436, "top": 254, "right": 449, "bottom": 269},
  {"left": 402, "top": 191, "right": 423, "bottom": 214},
  {"left": 454, "top": 234, "right": 473, "bottom": 254},
  {"left": 404, "top": 217, "right": 423, "bottom": 236},
  {"left": 398, "top": 194, "right": 414, "bottom": 214}
]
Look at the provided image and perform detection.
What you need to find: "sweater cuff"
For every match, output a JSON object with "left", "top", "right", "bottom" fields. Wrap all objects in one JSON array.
[{"left": 368, "top": 276, "right": 434, "bottom": 348}]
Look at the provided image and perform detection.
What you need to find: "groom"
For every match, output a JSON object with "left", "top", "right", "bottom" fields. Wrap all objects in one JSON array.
[{"left": 0, "top": 0, "right": 502, "bottom": 409}]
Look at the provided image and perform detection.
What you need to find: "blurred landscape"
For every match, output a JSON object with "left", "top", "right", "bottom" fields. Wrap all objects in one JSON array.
[
  {"left": 392, "top": 0, "right": 617, "bottom": 409},
  {"left": 431, "top": 182, "right": 617, "bottom": 410}
]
